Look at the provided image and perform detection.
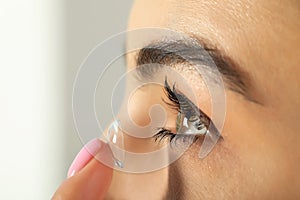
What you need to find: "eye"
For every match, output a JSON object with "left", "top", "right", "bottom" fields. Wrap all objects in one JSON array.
[
  {"left": 176, "top": 112, "right": 207, "bottom": 135},
  {"left": 153, "top": 77, "right": 220, "bottom": 145}
]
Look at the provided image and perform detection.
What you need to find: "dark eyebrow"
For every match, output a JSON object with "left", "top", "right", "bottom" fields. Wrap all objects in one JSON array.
[{"left": 135, "top": 36, "right": 258, "bottom": 103}]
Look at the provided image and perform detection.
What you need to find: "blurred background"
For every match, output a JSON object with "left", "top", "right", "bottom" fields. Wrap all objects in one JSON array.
[{"left": 0, "top": 0, "right": 133, "bottom": 199}]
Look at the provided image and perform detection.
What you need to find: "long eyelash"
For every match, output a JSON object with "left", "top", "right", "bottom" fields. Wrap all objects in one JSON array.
[
  {"left": 153, "top": 128, "right": 176, "bottom": 142},
  {"left": 163, "top": 77, "right": 209, "bottom": 126},
  {"left": 162, "top": 78, "right": 180, "bottom": 111}
]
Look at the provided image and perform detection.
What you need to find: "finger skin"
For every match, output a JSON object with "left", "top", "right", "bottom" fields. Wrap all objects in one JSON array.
[{"left": 52, "top": 143, "right": 113, "bottom": 200}]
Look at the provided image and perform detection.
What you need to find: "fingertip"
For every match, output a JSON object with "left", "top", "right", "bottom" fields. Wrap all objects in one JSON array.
[
  {"left": 67, "top": 138, "right": 103, "bottom": 178},
  {"left": 53, "top": 140, "right": 113, "bottom": 200}
]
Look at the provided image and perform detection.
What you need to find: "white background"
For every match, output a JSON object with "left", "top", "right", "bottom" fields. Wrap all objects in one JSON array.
[{"left": 0, "top": 0, "right": 132, "bottom": 199}]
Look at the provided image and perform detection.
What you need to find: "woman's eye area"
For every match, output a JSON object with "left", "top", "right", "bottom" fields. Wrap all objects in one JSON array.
[{"left": 153, "top": 77, "right": 212, "bottom": 143}]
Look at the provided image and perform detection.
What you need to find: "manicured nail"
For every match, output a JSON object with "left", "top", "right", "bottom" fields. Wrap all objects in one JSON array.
[{"left": 67, "top": 138, "right": 102, "bottom": 178}]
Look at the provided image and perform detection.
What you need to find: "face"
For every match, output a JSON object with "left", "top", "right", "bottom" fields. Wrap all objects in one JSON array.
[{"left": 105, "top": 0, "right": 300, "bottom": 199}]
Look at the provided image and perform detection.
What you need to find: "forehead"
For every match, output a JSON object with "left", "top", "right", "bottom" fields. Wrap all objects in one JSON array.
[
  {"left": 128, "top": 0, "right": 300, "bottom": 105},
  {"left": 129, "top": 0, "right": 300, "bottom": 51},
  {"left": 128, "top": 0, "right": 300, "bottom": 63}
]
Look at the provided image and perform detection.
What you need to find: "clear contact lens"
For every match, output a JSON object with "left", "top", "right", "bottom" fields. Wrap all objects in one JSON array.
[{"left": 107, "top": 120, "right": 125, "bottom": 168}]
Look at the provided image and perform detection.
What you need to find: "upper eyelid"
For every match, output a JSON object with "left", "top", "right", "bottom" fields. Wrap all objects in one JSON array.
[
  {"left": 161, "top": 79, "right": 222, "bottom": 141},
  {"left": 163, "top": 78, "right": 211, "bottom": 129},
  {"left": 134, "top": 37, "right": 261, "bottom": 104}
]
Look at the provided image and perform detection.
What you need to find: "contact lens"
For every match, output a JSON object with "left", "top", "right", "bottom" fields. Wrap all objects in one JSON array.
[{"left": 107, "top": 120, "right": 125, "bottom": 168}]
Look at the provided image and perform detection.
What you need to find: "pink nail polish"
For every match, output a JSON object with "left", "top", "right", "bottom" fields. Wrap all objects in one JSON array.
[{"left": 67, "top": 138, "right": 102, "bottom": 178}]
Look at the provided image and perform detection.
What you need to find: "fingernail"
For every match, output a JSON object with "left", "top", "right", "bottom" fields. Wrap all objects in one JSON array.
[{"left": 67, "top": 138, "right": 102, "bottom": 178}]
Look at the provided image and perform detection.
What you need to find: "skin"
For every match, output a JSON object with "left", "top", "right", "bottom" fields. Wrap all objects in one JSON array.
[
  {"left": 54, "top": 0, "right": 300, "bottom": 199},
  {"left": 107, "top": 0, "right": 300, "bottom": 199}
]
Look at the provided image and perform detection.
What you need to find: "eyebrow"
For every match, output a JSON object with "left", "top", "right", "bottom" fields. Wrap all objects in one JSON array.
[{"left": 134, "top": 36, "right": 258, "bottom": 103}]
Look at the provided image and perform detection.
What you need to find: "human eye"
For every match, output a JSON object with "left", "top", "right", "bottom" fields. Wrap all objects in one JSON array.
[{"left": 153, "top": 77, "right": 221, "bottom": 146}]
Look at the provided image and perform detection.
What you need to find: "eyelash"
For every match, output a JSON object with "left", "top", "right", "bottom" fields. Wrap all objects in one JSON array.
[{"left": 153, "top": 77, "right": 219, "bottom": 145}]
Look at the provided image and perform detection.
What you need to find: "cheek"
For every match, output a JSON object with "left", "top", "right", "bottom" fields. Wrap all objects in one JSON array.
[
  {"left": 169, "top": 139, "right": 250, "bottom": 199},
  {"left": 170, "top": 108, "right": 285, "bottom": 200},
  {"left": 213, "top": 94, "right": 297, "bottom": 199}
]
